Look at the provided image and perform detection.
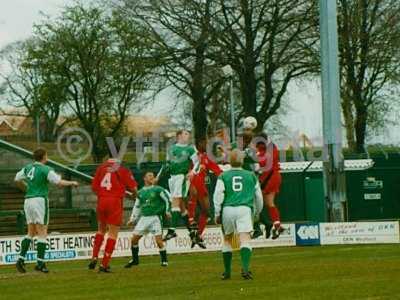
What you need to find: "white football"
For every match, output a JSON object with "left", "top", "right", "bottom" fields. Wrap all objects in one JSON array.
[{"left": 243, "top": 116, "right": 258, "bottom": 130}]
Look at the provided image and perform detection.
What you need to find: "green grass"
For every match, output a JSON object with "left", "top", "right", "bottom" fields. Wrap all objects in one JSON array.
[{"left": 1, "top": 244, "right": 400, "bottom": 300}]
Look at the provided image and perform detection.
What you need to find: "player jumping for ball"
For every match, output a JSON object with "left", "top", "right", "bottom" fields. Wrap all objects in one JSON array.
[
  {"left": 163, "top": 130, "right": 198, "bottom": 241},
  {"left": 125, "top": 171, "right": 171, "bottom": 268},
  {"left": 89, "top": 156, "right": 137, "bottom": 273},
  {"left": 252, "top": 132, "right": 284, "bottom": 240},
  {"left": 15, "top": 148, "right": 79, "bottom": 274},
  {"left": 236, "top": 117, "right": 285, "bottom": 240},
  {"left": 188, "top": 137, "right": 222, "bottom": 248},
  {"left": 214, "top": 149, "right": 263, "bottom": 280}
]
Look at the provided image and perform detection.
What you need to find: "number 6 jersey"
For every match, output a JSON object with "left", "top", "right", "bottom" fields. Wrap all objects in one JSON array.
[{"left": 213, "top": 168, "right": 263, "bottom": 217}]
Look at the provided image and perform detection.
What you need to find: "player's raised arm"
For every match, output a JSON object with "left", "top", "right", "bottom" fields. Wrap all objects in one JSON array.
[
  {"left": 190, "top": 147, "right": 200, "bottom": 174},
  {"left": 207, "top": 158, "right": 223, "bottom": 176},
  {"left": 50, "top": 171, "right": 78, "bottom": 188},
  {"left": 41, "top": 169, "right": 78, "bottom": 188},
  {"left": 155, "top": 163, "right": 168, "bottom": 184}
]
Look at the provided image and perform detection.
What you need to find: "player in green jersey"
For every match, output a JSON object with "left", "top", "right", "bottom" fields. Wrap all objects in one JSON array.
[
  {"left": 125, "top": 171, "right": 171, "bottom": 268},
  {"left": 233, "top": 126, "right": 273, "bottom": 240},
  {"left": 214, "top": 149, "right": 263, "bottom": 280},
  {"left": 163, "top": 129, "right": 198, "bottom": 241},
  {"left": 14, "top": 148, "right": 79, "bottom": 273}
]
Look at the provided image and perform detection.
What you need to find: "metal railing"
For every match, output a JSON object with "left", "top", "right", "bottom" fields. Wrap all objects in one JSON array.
[{"left": 0, "top": 138, "right": 92, "bottom": 183}]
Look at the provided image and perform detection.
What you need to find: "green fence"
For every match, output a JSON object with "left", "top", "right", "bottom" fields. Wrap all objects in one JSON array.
[
  {"left": 2, "top": 138, "right": 399, "bottom": 224},
  {"left": 74, "top": 157, "right": 400, "bottom": 223}
]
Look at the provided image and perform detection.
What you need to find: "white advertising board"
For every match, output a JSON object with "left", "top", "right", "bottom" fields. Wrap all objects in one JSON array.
[
  {"left": 320, "top": 222, "right": 400, "bottom": 245},
  {"left": 0, "top": 224, "right": 296, "bottom": 265}
]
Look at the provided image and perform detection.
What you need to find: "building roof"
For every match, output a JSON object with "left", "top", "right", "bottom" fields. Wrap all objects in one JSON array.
[
  {"left": 0, "top": 112, "right": 176, "bottom": 135},
  {"left": 0, "top": 117, "right": 17, "bottom": 131},
  {"left": 124, "top": 115, "right": 176, "bottom": 135}
]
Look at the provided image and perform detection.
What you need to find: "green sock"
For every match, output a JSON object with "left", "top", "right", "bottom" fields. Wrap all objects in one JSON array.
[
  {"left": 37, "top": 240, "right": 47, "bottom": 266},
  {"left": 222, "top": 251, "right": 232, "bottom": 275},
  {"left": 171, "top": 211, "right": 181, "bottom": 230},
  {"left": 240, "top": 247, "right": 252, "bottom": 273},
  {"left": 131, "top": 245, "right": 139, "bottom": 263},
  {"left": 19, "top": 237, "right": 32, "bottom": 260},
  {"left": 159, "top": 249, "right": 167, "bottom": 263}
]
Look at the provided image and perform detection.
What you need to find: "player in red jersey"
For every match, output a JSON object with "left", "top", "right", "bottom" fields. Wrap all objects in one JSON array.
[
  {"left": 188, "top": 138, "right": 222, "bottom": 248},
  {"left": 252, "top": 132, "right": 284, "bottom": 240},
  {"left": 88, "top": 158, "right": 137, "bottom": 273}
]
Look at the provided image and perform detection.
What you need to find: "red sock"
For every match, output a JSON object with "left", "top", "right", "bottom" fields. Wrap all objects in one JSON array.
[
  {"left": 268, "top": 207, "right": 281, "bottom": 228},
  {"left": 101, "top": 238, "right": 116, "bottom": 268},
  {"left": 198, "top": 211, "right": 208, "bottom": 235},
  {"left": 92, "top": 233, "right": 104, "bottom": 259},
  {"left": 188, "top": 195, "right": 197, "bottom": 225}
]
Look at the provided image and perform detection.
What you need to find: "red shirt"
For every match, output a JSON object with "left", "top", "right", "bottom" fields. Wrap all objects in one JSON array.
[
  {"left": 257, "top": 143, "right": 280, "bottom": 182},
  {"left": 196, "top": 152, "right": 222, "bottom": 180},
  {"left": 92, "top": 160, "right": 137, "bottom": 199}
]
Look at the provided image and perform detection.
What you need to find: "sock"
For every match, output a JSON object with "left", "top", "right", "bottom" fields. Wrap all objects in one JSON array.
[
  {"left": 101, "top": 238, "right": 116, "bottom": 268},
  {"left": 240, "top": 247, "right": 252, "bottom": 273},
  {"left": 170, "top": 209, "right": 181, "bottom": 230},
  {"left": 187, "top": 195, "right": 197, "bottom": 224},
  {"left": 92, "top": 233, "right": 104, "bottom": 259},
  {"left": 159, "top": 247, "right": 168, "bottom": 263},
  {"left": 19, "top": 236, "right": 33, "bottom": 261},
  {"left": 37, "top": 239, "right": 47, "bottom": 266},
  {"left": 268, "top": 206, "right": 281, "bottom": 228},
  {"left": 181, "top": 212, "right": 189, "bottom": 228},
  {"left": 198, "top": 211, "right": 208, "bottom": 236},
  {"left": 131, "top": 245, "right": 139, "bottom": 263},
  {"left": 222, "top": 246, "right": 232, "bottom": 276},
  {"left": 259, "top": 207, "right": 270, "bottom": 225}
]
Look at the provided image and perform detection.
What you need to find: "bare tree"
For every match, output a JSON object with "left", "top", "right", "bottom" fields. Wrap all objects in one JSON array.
[
  {"left": 0, "top": 40, "right": 67, "bottom": 141},
  {"left": 24, "top": 3, "right": 156, "bottom": 161},
  {"left": 338, "top": 0, "right": 400, "bottom": 152},
  {"left": 118, "top": 0, "right": 226, "bottom": 142},
  {"left": 213, "top": 0, "right": 318, "bottom": 131}
]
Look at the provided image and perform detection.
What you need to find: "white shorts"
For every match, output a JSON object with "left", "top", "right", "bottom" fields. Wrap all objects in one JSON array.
[
  {"left": 133, "top": 216, "right": 162, "bottom": 236},
  {"left": 222, "top": 206, "right": 253, "bottom": 235},
  {"left": 168, "top": 174, "right": 189, "bottom": 198},
  {"left": 24, "top": 197, "right": 49, "bottom": 225}
]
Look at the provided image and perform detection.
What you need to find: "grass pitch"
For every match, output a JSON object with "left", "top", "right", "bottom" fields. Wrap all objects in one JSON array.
[{"left": 0, "top": 244, "right": 399, "bottom": 300}]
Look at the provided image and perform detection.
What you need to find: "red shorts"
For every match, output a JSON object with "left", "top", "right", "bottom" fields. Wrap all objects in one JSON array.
[
  {"left": 261, "top": 172, "right": 282, "bottom": 194},
  {"left": 191, "top": 175, "right": 208, "bottom": 198},
  {"left": 97, "top": 197, "right": 123, "bottom": 226}
]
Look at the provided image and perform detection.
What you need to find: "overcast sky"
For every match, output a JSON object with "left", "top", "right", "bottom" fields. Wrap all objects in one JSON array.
[
  {"left": 0, "top": 1, "right": 396, "bottom": 146},
  {"left": 0, "top": 0, "right": 72, "bottom": 48}
]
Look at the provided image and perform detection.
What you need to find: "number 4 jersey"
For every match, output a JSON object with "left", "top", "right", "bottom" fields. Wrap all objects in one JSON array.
[
  {"left": 15, "top": 162, "right": 62, "bottom": 199},
  {"left": 92, "top": 159, "right": 138, "bottom": 200}
]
